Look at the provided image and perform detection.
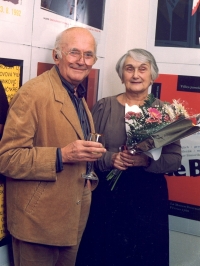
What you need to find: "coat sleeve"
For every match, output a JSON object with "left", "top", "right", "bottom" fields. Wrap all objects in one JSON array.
[
  {"left": 0, "top": 81, "right": 57, "bottom": 181},
  {"left": 145, "top": 140, "right": 182, "bottom": 173},
  {"left": 92, "top": 97, "right": 116, "bottom": 172}
]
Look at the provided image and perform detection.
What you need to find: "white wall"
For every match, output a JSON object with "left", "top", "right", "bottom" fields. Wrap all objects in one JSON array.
[{"left": 101, "top": 0, "right": 150, "bottom": 98}]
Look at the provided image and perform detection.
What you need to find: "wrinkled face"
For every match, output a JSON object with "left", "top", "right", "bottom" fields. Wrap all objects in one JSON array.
[
  {"left": 53, "top": 29, "right": 96, "bottom": 87},
  {"left": 122, "top": 56, "right": 153, "bottom": 93}
]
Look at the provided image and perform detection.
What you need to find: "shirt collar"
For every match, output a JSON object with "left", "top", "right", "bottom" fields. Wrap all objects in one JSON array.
[{"left": 55, "top": 65, "right": 86, "bottom": 98}]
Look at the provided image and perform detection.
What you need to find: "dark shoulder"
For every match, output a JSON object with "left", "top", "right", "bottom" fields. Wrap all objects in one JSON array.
[
  {"left": 152, "top": 98, "right": 169, "bottom": 107},
  {"left": 95, "top": 95, "right": 116, "bottom": 105},
  {"left": 92, "top": 95, "right": 117, "bottom": 114}
]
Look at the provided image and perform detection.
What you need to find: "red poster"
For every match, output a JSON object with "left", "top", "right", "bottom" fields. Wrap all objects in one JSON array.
[{"left": 153, "top": 74, "right": 200, "bottom": 221}]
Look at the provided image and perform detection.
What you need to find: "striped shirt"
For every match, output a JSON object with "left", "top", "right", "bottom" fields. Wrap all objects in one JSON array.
[{"left": 55, "top": 66, "right": 91, "bottom": 172}]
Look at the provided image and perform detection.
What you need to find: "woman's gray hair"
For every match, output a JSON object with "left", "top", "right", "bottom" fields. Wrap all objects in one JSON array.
[{"left": 115, "top": 48, "right": 159, "bottom": 81}]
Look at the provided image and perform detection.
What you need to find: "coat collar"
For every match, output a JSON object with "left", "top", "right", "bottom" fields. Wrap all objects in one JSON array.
[{"left": 54, "top": 65, "right": 86, "bottom": 98}]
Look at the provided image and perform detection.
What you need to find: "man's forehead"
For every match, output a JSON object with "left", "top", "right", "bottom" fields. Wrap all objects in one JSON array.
[
  {"left": 62, "top": 29, "right": 94, "bottom": 41},
  {"left": 60, "top": 37, "right": 95, "bottom": 51}
]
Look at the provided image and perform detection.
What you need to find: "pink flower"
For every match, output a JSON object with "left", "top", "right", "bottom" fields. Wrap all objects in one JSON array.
[
  {"left": 163, "top": 115, "right": 172, "bottom": 122},
  {"left": 125, "top": 111, "right": 141, "bottom": 120},
  {"left": 148, "top": 108, "right": 162, "bottom": 120}
]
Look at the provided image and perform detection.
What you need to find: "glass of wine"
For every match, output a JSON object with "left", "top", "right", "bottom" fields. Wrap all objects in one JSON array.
[{"left": 82, "top": 133, "right": 105, "bottom": 180}]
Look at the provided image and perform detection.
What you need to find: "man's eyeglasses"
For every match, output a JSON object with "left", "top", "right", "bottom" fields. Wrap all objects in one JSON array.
[{"left": 61, "top": 49, "right": 97, "bottom": 65}]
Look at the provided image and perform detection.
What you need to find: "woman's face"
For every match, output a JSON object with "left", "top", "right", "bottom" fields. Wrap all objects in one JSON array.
[{"left": 122, "top": 56, "right": 153, "bottom": 93}]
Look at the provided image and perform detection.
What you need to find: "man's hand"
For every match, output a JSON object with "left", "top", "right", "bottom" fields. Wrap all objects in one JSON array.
[{"left": 61, "top": 140, "right": 106, "bottom": 163}]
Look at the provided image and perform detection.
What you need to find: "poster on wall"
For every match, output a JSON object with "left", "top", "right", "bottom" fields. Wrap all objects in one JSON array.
[
  {"left": 0, "top": 58, "right": 23, "bottom": 102},
  {"left": 0, "top": 177, "right": 8, "bottom": 244},
  {"left": 0, "top": 57, "right": 23, "bottom": 245},
  {"left": 0, "top": 0, "right": 34, "bottom": 44},
  {"left": 40, "top": 0, "right": 105, "bottom": 30},
  {"left": 152, "top": 73, "right": 200, "bottom": 234},
  {"left": 32, "top": 0, "right": 106, "bottom": 56},
  {"left": 147, "top": 0, "right": 200, "bottom": 64},
  {"left": 0, "top": 42, "right": 31, "bottom": 86}
]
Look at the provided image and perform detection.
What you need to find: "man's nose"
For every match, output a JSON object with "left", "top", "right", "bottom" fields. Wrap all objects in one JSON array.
[{"left": 77, "top": 52, "right": 85, "bottom": 64}]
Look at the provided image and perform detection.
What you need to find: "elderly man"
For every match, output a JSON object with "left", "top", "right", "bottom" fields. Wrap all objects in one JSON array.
[{"left": 0, "top": 27, "right": 106, "bottom": 266}]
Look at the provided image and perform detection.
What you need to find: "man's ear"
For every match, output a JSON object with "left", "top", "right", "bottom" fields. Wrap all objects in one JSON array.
[{"left": 52, "top": 50, "right": 59, "bottom": 64}]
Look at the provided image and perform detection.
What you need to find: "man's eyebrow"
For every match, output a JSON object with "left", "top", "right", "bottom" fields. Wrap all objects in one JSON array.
[
  {"left": 70, "top": 47, "right": 79, "bottom": 51},
  {"left": 70, "top": 47, "right": 94, "bottom": 53}
]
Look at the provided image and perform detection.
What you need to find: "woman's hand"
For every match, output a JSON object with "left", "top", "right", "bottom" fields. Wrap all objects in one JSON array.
[
  {"left": 120, "top": 150, "right": 150, "bottom": 167},
  {"left": 111, "top": 152, "right": 128, "bottom": 171}
]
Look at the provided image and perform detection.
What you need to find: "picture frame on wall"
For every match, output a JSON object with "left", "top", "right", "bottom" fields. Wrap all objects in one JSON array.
[
  {"left": 155, "top": 0, "right": 200, "bottom": 49},
  {"left": 147, "top": 0, "right": 200, "bottom": 64}
]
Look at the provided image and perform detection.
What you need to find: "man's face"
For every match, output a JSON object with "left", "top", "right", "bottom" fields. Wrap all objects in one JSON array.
[{"left": 53, "top": 29, "right": 96, "bottom": 87}]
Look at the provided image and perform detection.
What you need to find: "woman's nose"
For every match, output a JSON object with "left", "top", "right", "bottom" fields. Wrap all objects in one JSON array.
[{"left": 132, "top": 69, "right": 139, "bottom": 78}]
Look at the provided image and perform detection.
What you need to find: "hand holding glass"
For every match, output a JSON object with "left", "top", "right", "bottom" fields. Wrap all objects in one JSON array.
[{"left": 82, "top": 133, "right": 105, "bottom": 180}]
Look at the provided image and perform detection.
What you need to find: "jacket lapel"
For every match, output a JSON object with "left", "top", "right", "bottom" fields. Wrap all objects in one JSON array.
[
  {"left": 48, "top": 66, "right": 94, "bottom": 140},
  {"left": 60, "top": 94, "right": 85, "bottom": 140}
]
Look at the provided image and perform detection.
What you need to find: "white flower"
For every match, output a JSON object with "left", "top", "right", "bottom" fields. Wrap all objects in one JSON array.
[
  {"left": 172, "top": 99, "right": 189, "bottom": 117},
  {"left": 125, "top": 104, "right": 142, "bottom": 114},
  {"left": 163, "top": 104, "right": 176, "bottom": 120},
  {"left": 125, "top": 104, "right": 142, "bottom": 133}
]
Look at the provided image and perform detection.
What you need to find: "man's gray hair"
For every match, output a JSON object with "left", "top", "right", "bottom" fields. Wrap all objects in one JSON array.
[
  {"left": 54, "top": 31, "right": 64, "bottom": 59},
  {"left": 115, "top": 48, "right": 159, "bottom": 81}
]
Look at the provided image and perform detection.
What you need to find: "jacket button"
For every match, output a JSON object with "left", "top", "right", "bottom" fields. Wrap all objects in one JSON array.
[{"left": 76, "top": 200, "right": 81, "bottom": 205}]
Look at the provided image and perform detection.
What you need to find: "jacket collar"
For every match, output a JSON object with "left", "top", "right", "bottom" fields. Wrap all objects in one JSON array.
[{"left": 55, "top": 65, "right": 86, "bottom": 98}]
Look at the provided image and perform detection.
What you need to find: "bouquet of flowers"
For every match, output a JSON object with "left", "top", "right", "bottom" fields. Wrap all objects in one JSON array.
[{"left": 107, "top": 94, "right": 200, "bottom": 190}]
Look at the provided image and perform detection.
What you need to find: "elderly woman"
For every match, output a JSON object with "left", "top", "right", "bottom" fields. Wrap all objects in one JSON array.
[{"left": 76, "top": 49, "right": 182, "bottom": 266}]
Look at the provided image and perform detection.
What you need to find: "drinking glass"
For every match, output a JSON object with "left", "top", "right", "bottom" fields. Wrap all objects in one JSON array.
[{"left": 82, "top": 133, "right": 105, "bottom": 180}]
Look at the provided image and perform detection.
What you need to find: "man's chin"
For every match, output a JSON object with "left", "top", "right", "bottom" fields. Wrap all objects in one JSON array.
[
  {"left": 69, "top": 75, "right": 87, "bottom": 86},
  {"left": 73, "top": 71, "right": 89, "bottom": 79}
]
